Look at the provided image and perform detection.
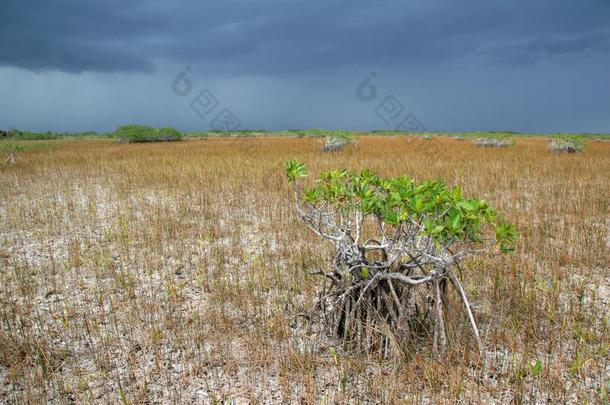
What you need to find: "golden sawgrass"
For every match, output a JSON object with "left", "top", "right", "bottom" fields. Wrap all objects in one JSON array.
[{"left": 0, "top": 136, "right": 608, "bottom": 403}]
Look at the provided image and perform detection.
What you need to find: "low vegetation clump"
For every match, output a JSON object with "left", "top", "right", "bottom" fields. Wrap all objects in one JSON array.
[
  {"left": 285, "top": 161, "right": 517, "bottom": 358},
  {"left": 115, "top": 125, "right": 183, "bottom": 143},
  {"left": 1, "top": 129, "right": 61, "bottom": 140},
  {"left": 0, "top": 143, "right": 25, "bottom": 153},
  {"left": 322, "top": 131, "right": 353, "bottom": 152},
  {"left": 305, "top": 128, "right": 328, "bottom": 138},
  {"left": 474, "top": 135, "right": 515, "bottom": 148},
  {"left": 1, "top": 143, "right": 22, "bottom": 164},
  {"left": 549, "top": 135, "right": 585, "bottom": 153},
  {"left": 1, "top": 141, "right": 58, "bottom": 165}
]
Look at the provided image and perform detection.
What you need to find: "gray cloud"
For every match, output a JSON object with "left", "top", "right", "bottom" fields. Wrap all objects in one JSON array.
[
  {"left": 1, "top": 0, "right": 610, "bottom": 133},
  {"left": 2, "top": 0, "right": 609, "bottom": 74}
]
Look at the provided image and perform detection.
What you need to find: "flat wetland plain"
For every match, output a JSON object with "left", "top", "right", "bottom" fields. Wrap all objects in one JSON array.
[{"left": 1, "top": 136, "right": 608, "bottom": 403}]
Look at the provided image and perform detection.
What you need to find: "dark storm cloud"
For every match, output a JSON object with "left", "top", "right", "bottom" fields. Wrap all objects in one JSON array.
[
  {"left": 2, "top": 0, "right": 610, "bottom": 74},
  {"left": 0, "top": 0, "right": 159, "bottom": 72},
  {"left": 1, "top": 0, "right": 610, "bottom": 134}
]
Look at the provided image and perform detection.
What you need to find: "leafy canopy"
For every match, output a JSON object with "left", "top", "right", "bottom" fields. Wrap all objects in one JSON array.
[
  {"left": 115, "top": 125, "right": 182, "bottom": 142},
  {"left": 285, "top": 160, "right": 518, "bottom": 253},
  {"left": 551, "top": 134, "right": 585, "bottom": 152}
]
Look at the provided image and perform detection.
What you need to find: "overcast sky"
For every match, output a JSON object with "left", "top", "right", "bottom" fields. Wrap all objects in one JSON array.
[{"left": 1, "top": 0, "right": 609, "bottom": 133}]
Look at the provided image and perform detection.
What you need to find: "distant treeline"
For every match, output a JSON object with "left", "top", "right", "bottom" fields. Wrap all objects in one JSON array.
[
  {"left": 0, "top": 128, "right": 103, "bottom": 140},
  {"left": 1, "top": 127, "right": 609, "bottom": 141}
]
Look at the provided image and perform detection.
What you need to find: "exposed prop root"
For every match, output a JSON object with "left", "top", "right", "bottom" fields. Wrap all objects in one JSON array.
[{"left": 315, "top": 263, "right": 483, "bottom": 360}]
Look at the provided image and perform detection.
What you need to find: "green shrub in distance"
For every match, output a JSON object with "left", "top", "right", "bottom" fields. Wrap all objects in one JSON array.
[
  {"left": 322, "top": 130, "right": 353, "bottom": 152},
  {"left": 115, "top": 125, "right": 183, "bottom": 143},
  {"left": 548, "top": 135, "right": 585, "bottom": 153},
  {"left": 4, "top": 129, "right": 61, "bottom": 140}
]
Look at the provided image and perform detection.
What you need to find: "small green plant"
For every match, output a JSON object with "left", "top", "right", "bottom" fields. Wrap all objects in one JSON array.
[
  {"left": 548, "top": 135, "right": 585, "bottom": 153},
  {"left": 115, "top": 125, "right": 183, "bottom": 143},
  {"left": 285, "top": 161, "right": 518, "bottom": 358},
  {"left": 529, "top": 359, "right": 543, "bottom": 378},
  {"left": 600, "top": 379, "right": 609, "bottom": 404}
]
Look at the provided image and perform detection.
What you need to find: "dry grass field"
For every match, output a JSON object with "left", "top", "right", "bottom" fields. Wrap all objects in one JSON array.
[{"left": 1, "top": 136, "right": 608, "bottom": 404}]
